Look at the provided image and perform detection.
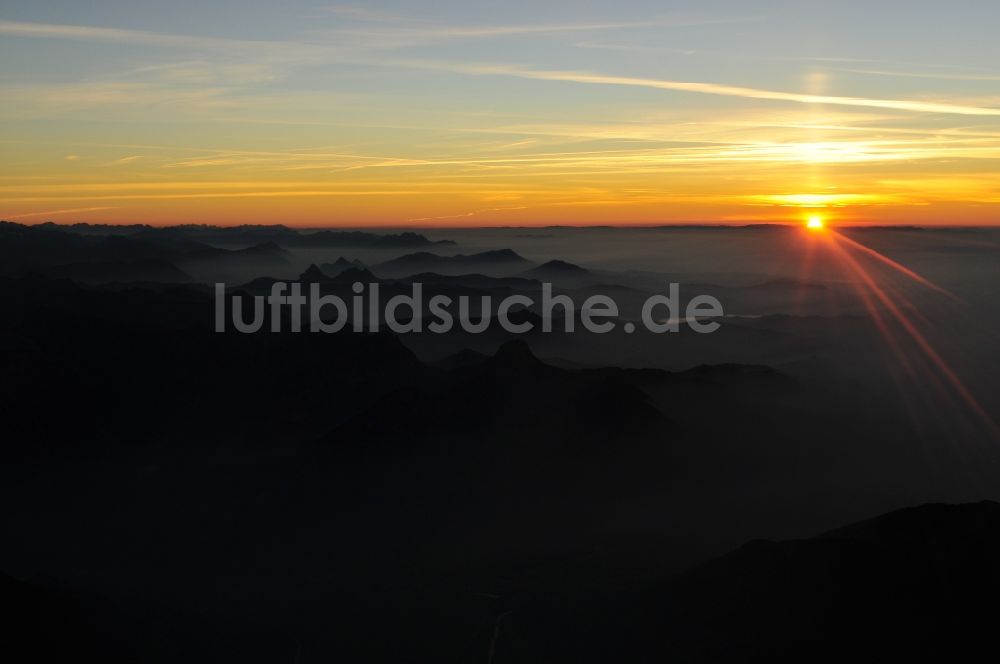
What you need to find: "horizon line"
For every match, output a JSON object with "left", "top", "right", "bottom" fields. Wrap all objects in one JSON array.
[{"left": 7, "top": 219, "right": 1000, "bottom": 231}]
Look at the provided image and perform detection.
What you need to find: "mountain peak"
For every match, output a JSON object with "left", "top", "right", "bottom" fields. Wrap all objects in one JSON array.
[
  {"left": 522, "top": 259, "right": 591, "bottom": 282},
  {"left": 490, "top": 339, "right": 542, "bottom": 369},
  {"left": 299, "top": 264, "right": 327, "bottom": 281},
  {"left": 245, "top": 240, "right": 284, "bottom": 253},
  {"left": 541, "top": 259, "right": 588, "bottom": 272},
  {"left": 480, "top": 248, "right": 525, "bottom": 261}
]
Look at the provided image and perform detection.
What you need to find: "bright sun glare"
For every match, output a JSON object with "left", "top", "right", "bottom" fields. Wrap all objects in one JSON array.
[{"left": 806, "top": 215, "right": 825, "bottom": 230}]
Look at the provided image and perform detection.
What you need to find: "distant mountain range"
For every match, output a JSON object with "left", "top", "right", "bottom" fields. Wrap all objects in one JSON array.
[
  {"left": 520, "top": 259, "right": 593, "bottom": 285},
  {"left": 373, "top": 248, "right": 530, "bottom": 276},
  {"left": 27, "top": 221, "right": 455, "bottom": 248},
  {"left": 0, "top": 221, "right": 288, "bottom": 282},
  {"left": 320, "top": 256, "right": 367, "bottom": 276},
  {"left": 299, "top": 263, "right": 379, "bottom": 284},
  {"left": 0, "top": 221, "right": 458, "bottom": 284}
]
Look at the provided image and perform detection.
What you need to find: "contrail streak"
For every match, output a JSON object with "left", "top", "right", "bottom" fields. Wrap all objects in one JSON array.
[{"left": 406, "top": 61, "right": 1000, "bottom": 117}]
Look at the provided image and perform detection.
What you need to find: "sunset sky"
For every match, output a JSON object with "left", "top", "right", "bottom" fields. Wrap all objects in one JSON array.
[{"left": 2, "top": 0, "right": 999, "bottom": 227}]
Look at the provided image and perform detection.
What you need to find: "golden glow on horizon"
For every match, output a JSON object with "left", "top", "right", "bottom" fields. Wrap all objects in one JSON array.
[
  {"left": 806, "top": 215, "right": 825, "bottom": 230},
  {"left": 2, "top": 13, "right": 1000, "bottom": 227}
]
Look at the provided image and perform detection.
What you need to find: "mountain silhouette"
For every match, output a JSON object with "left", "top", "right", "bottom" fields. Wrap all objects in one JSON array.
[
  {"left": 0, "top": 221, "right": 288, "bottom": 281},
  {"left": 479, "top": 501, "right": 1000, "bottom": 663},
  {"left": 298, "top": 263, "right": 328, "bottom": 282},
  {"left": 131, "top": 223, "right": 453, "bottom": 248},
  {"left": 36, "top": 259, "right": 191, "bottom": 284},
  {"left": 389, "top": 271, "right": 539, "bottom": 290},
  {"left": 373, "top": 249, "right": 530, "bottom": 276},
  {"left": 522, "top": 259, "right": 590, "bottom": 277},
  {"left": 297, "top": 263, "right": 378, "bottom": 283},
  {"left": 320, "top": 256, "right": 366, "bottom": 276},
  {"left": 632, "top": 500, "right": 1000, "bottom": 663}
]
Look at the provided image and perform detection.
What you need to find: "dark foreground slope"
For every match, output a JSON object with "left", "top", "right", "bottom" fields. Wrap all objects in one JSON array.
[
  {"left": 651, "top": 500, "right": 1000, "bottom": 663},
  {"left": 5, "top": 501, "right": 1000, "bottom": 663},
  {"left": 478, "top": 501, "right": 1000, "bottom": 664}
]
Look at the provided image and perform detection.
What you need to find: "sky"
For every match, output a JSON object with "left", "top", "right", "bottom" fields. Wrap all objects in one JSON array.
[{"left": 2, "top": 0, "right": 999, "bottom": 227}]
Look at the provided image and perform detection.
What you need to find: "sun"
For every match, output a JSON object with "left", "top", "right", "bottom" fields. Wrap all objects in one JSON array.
[{"left": 806, "top": 215, "right": 825, "bottom": 230}]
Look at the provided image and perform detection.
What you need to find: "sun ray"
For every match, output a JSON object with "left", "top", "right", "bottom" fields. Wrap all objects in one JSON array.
[
  {"left": 832, "top": 230, "right": 962, "bottom": 301},
  {"left": 820, "top": 232, "right": 999, "bottom": 437}
]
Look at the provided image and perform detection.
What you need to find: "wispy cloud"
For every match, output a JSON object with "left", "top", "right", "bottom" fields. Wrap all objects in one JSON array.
[
  {"left": 0, "top": 15, "right": 741, "bottom": 55},
  {"left": 407, "top": 205, "right": 529, "bottom": 222},
  {"left": 573, "top": 41, "right": 698, "bottom": 56},
  {"left": 0, "top": 20, "right": 297, "bottom": 54},
  {"left": 11, "top": 18, "right": 995, "bottom": 119},
  {"left": 401, "top": 61, "right": 1000, "bottom": 117},
  {"left": 5, "top": 205, "right": 118, "bottom": 218},
  {"left": 324, "top": 4, "right": 414, "bottom": 24},
  {"left": 325, "top": 19, "right": 724, "bottom": 43},
  {"left": 1, "top": 81, "right": 240, "bottom": 113},
  {"left": 124, "top": 61, "right": 284, "bottom": 85},
  {"left": 830, "top": 68, "right": 1000, "bottom": 82},
  {"left": 4, "top": 12, "right": 1000, "bottom": 224}
]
